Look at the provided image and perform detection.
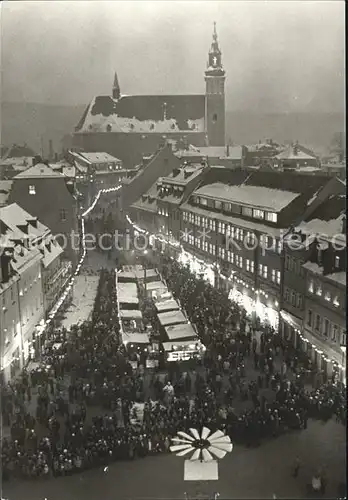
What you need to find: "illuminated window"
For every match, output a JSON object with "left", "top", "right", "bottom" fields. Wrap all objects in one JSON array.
[
  {"left": 200, "top": 198, "right": 208, "bottom": 206},
  {"left": 215, "top": 200, "right": 222, "bottom": 210},
  {"left": 308, "top": 281, "right": 314, "bottom": 293},
  {"left": 29, "top": 185, "right": 36, "bottom": 195},
  {"left": 253, "top": 209, "right": 264, "bottom": 219},
  {"left": 316, "top": 286, "right": 322, "bottom": 297},
  {"left": 271, "top": 269, "right": 276, "bottom": 282},
  {"left": 324, "top": 291, "right": 331, "bottom": 302},
  {"left": 335, "top": 255, "right": 340, "bottom": 268},
  {"left": 333, "top": 296, "right": 340, "bottom": 307},
  {"left": 266, "top": 212, "right": 277, "bottom": 223},
  {"left": 276, "top": 270, "right": 281, "bottom": 285}
]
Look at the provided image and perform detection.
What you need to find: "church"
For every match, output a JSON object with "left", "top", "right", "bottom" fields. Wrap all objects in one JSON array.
[{"left": 73, "top": 24, "right": 226, "bottom": 167}]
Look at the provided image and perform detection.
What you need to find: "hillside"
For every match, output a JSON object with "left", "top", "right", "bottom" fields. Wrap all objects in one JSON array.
[{"left": 0, "top": 101, "right": 344, "bottom": 156}]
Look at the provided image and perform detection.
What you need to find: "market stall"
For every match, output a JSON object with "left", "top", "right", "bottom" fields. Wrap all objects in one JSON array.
[
  {"left": 158, "top": 310, "right": 187, "bottom": 327},
  {"left": 155, "top": 299, "right": 180, "bottom": 313}
]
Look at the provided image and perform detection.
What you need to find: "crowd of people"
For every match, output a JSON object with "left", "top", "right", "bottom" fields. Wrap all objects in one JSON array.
[{"left": 1, "top": 252, "right": 346, "bottom": 489}]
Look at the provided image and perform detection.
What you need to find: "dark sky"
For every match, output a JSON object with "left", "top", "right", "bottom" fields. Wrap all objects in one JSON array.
[{"left": 1, "top": 0, "right": 345, "bottom": 112}]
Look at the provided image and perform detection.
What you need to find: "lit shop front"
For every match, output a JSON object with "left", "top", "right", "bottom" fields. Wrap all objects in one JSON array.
[
  {"left": 178, "top": 250, "right": 215, "bottom": 286},
  {"left": 228, "top": 287, "right": 279, "bottom": 330}
]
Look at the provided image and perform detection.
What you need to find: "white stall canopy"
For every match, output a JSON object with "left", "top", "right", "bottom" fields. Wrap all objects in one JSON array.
[
  {"left": 117, "top": 270, "right": 137, "bottom": 282},
  {"left": 155, "top": 299, "right": 180, "bottom": 313},
  {"left": 135, "top": 268, "right": 158, "bottom": 279},
  {"left": 146, "top": 281, "right": 168, "bottom": 292},
  {"left": 120, "top": 309, "right": 143, "bottom": 319},
  {"left": 158, "top": 310, "right": 187, "bottom": 327},
  {"left": 165, "top": 323, "right": 197, "bottom": 340},
  {"left": 117, "top": 282, "right": 139, "bottom": 304},
  {"left": 122, "top": 332, "right": 150, "bottom": 344}
]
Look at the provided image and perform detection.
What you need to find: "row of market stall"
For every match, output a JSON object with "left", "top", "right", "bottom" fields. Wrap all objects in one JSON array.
[{"left": 115, "top": 265, "right": 205, "bottom": 365}]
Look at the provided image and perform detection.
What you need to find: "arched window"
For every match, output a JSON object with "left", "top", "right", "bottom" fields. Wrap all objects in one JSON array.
[{"left": 212, "top": 113, "right": 218, "bottom": 123}]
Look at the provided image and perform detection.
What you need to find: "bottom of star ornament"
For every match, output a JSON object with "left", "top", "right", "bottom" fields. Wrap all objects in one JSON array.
[{"left": 184, "top": 459, "right": 218, "bottom": 481}]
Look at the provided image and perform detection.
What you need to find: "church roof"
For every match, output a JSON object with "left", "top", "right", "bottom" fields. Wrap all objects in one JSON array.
[{"left": 75, "top": 95, "right": 205, "bottom": 134}]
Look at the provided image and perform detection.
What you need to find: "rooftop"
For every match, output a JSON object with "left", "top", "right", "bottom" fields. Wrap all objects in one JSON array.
[
  {"left": 275, "top": 144, "right": 317, "bottom": 161},
  {"left": 303, "top": 262, "right": 346, "bottom": 287},
  {"left": 75, "top": 95, "right": 206, "bottom": 134},
  {"left": 14, "top": 163, "right": 65, "bottom": 179},
  {"left": 0, "top": 203, "right": 50, "bottom": 242},
  {"left": 79, "top": 152, "right": 122, "bottom": 164},
  {"left": 194, "top": 182, "right": 300, "bottom": 211}
]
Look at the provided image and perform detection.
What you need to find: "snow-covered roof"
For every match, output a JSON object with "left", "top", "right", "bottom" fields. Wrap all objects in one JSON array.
[
  {"left": 117, "top": 282, "right": 139, "bottom": 303},
  {"left": 302, "top": 262, "right": 346, "bottom": 287},
  {"left": 14, "top": 163, "right": 64, "bottom": 179},
  {"left": 0, "top": 156, "right": 34, "bottom": 167},
  {"left": 275, "top": 145, "right": 317, "bottom": 161},
  {"left": 41, "top": 238, "right": 64, "bottom": 268},
  {"left": 295, "top": 216, "right": 346, "bottom": 241},
  {"left": 120, "top": 309, "right": 143, "bottom": 319},
  {"left": 164, "top": 323, "right": 197, "bottom": 340},
  {"left": 0, "top": 203, "right": 50, "bottom": 242},
  {"left": 195, "top": 182, "right": 300, "bottom": 211},
  {"left": 158, "top": 310, "right": 187, "bottom": 327},
  {"left": 161, "top": 165, "right": 204, "bottom": 186},
  {"left": 10, "top": 244, "right": 42, "bottom": 275},
  {"left": 79, "top": 152, "right": 122, "bottom": 164},
  {"left": 122, "top": 332, "right": 149, "bottom": 344},
  {"left": 220, "top": 146, "right": 244, "bottom": 160},
  {"left": 155, "top": 299, "right": 180, "bottom": 312},
  {"left": 146, "top": 281, "right": 168, "bottom": 292},
  {"left": 75, "top": 95, "right": 206, "bottom": 134}
]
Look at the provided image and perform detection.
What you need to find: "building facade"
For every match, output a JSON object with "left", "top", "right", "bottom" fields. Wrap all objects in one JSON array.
[
  {"left": 0, "top": 203, "right": 69, "bottom": 382},
  {"left": 9, "top": 163, "right": 79, "bottom": 265}
]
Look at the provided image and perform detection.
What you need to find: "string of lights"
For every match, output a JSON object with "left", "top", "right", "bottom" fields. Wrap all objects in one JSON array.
[
  {"left": 1, "top": 185, "right": 122, "bottom": 372},
  {"left": 125, "top": 216, "right": 344, "bottom": 373}
]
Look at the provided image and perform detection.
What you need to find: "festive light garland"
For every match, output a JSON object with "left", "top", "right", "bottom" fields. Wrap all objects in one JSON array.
[
  {"left": 1, "top": 185, "right": 122, "bottom": 373},
  {"left": 125, "top": 216, "right": 345, "bottom": 375}
]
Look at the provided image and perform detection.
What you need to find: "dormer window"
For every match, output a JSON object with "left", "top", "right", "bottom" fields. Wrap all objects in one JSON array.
[
  {"left": 324, "top": 291, "right": 331, "bottom": 302},
  {"left": 316, "top": 286, "right": 322, "bottom": 297},
  {"left": 253, "top": 209, "right": 264, "bottom": 219},
  {"left": 266, "top": 212, "right": 277, "bottom": 223},
  {"left": 333, "top": 296, "right": 340, "bottom": 307},
  {"left": 29, "top": 185, "right": 36, "bottom": 195}
]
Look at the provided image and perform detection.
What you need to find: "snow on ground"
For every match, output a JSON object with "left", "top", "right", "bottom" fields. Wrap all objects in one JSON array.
[{"left": 60, "top": 275, "right": 99, "bottom": 329}]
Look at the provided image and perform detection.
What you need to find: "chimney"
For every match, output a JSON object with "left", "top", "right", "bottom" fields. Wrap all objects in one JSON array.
[
  {"left": 0, "top": 252, "right": 11, "bottom": 283},
  {"left": 226, "top": 144, "right": 230, "bottom": 157}
]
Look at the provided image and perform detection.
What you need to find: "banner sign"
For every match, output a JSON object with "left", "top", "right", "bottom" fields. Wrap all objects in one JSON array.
[{"left": 167, "top": 350, "right": 198, "bottom": 362}]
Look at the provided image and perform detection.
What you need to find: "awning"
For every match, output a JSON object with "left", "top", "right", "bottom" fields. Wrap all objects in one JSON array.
[
  {"left": 158, "top": 310, "right": 187, "bottom": 326},
  {"left": 165, "top": 323, "right": 197, "bottom": 340},
  {"left": 122, "top": 332, "right": 149, "bottom": 344},
  {"left": 120, "top": 309, "right": 142, "bottom": 319},
  {"left": 162, "top": 339, "right": 200, "bottom": 352},
  {"left": 280, "top": 310, "right": 303, "bottom": 331},
  {"left": 155, "top": 299, "right": 180, "bottom": 313}
]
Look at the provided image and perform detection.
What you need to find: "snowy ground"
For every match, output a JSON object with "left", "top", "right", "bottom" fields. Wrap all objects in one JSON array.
[{"left": 60, "top": 275, "right": 99, "bottom": 329}]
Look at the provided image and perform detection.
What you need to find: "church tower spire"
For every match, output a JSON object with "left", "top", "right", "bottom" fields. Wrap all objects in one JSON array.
[
  {"left": 205, "top": 22, "right": 226, "bottom": 146},
  {"left": 112, "top": 71, "right": 121, "bottom": 100}
]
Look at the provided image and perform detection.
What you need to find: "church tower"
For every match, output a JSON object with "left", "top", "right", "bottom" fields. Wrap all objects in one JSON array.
[
  {"left": 205, "top": 23, "right": 226, "bottom": 146},
  {"left": 112, "top": 72, "right": 121, "bottom": 100}
]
